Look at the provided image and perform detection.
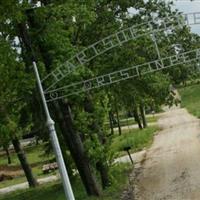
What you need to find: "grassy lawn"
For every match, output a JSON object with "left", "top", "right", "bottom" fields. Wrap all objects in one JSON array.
[
  {"left": 0, "top": 164, "right": 132, "bottom": 200},
  {"left": 179, "top": 84, "right": 200, "bottom": 118},
  {"left": 0, "top": 170, "right": 57, "bottom": 189},
  {"left": 0, "top": 125, "right": 159, "bottom": 189},
  {"left": 110, "top": 126, "right": 159, "bottom": 157},
  {"left": 0, "top": 144, "right": 54, "bottom": 166},
  {"left": 0, "top": 144, "right": 55, "bottom": 189},
  {"left": 0, "top": 119, "right": 159, "bottom": 199},
  {"left": 105, "top": 116, "right": 158, "bottom": 129},
  {"left": 118, "top": 116, "right": 157, "bottom": 127}
]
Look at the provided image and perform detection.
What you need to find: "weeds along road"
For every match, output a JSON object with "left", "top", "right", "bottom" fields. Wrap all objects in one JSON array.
[{"left": 135, "top": 108, "right": 200, "bottom": 200}]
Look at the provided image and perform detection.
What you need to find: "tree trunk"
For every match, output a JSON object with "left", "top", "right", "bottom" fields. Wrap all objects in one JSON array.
[
  {"left": 58, "top": 134, "right": 73, "bottom": 178},
  {"left": 54, "top": 101, "right": 100, "bottom": 196},
  {"left": 3, "top": 146, "right": 11, "bottom": 164},
  {"left": 83, "top": 96, "right": 106, "bottom": 144},
  {"left": 108, "top": 111, "right": 114, "bottom": 135},
  {"left": 12, "top": 136, "right": 38, "bottom": 187},
  {"left": 24, "top": 9, "right": 100, "bottom": 195},
  {"left": 83, "top": 96, "right": 110, "bottom": 189},
  {"left": 139, "top": 104, "right": 147, "bottom": 128},
  {"left": 133, "top": 105, "right": 143, "bottom": 130},
  {"left": 96, "top": 161, "right": 110, "bottom": 189},
  {"left": 19, "top": 15, "right": 100, "bottom": 196},
  {"left": 114, "top": 101, "right": 121, "bottom": 135}
]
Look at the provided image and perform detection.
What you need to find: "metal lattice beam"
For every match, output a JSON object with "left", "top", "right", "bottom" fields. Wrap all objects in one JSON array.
[
  {"left": 42, "top": 12, "right": 200, "bottom": 92},
  {"left": 45, "top": 48, "right": 200, "bottom": 102}
]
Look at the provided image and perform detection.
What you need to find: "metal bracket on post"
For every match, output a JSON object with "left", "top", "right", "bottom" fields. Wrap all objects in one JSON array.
[
  {"left": 148, "top": 22, "right": 162, "bottom": 60},
  {"left": 152, "top": 33, "right": 161, "bottom": 60}
]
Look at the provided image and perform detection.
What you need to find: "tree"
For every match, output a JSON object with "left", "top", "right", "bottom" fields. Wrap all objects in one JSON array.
[
  {"left": 19, "top": 2, "right": 102, "bottom": 196},
  {"left": 0, "top": 36, "right": 38, "bottom": 187},
  {"left": 0, "top": 125, "right": 11, "bottom": 164}
]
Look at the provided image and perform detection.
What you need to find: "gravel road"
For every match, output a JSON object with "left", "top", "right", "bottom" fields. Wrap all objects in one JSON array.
[{"left": 135, "top": 108, "right": 200, "bottom": 200}]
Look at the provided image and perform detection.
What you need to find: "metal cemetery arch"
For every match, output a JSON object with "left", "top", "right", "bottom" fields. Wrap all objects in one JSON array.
[
  {"left": 33, "top": 12, "right": 200, "bottom": 200},
  {"left": 45, "top": 48, "right": 200, "bottom": 102},
  {"left": 42, "top": 12, "right": 200, "bottom": 93}
]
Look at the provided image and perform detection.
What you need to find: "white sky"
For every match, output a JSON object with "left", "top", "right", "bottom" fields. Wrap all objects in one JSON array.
[
  {"left": 173, "top": 0, "right": 200, "bottom": 34},
  {"left": 129, "top": 0, "right": 200, "bottom": 34}
]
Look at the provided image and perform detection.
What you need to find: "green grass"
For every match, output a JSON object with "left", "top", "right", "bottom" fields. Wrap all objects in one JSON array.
[
  {"left": 0, "top": 177, "right": 27, "bottom": 189},
  {"left": 110, "top": 126, "right": 159, "bottom": 157},
  {"left": 118, "top": 116, "right": 157, "bottom": 127},
  {"left": 0, "top": 164, "right": 132, "bottom": 200},
  {"left": 0, "top": 144, "right": 53, "bottom": 166},
  {"left": 0, "top": 119, "right": 159, "bottom": 194},
  {"left": 105, "top": 116, "right": 158, "bottom": 129},
  {"left": 179, "top": 84, "right": 200, "bottom": 118},
  {"left": 0, "top": 144, "right": 55, "bottom": 189},
  {"left": 0, "top": 169, "right": 57, "bottom": 189}
]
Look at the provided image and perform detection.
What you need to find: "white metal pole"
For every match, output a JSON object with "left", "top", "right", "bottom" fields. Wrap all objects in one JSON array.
[{"left": 32, "top": 61, "right": 75, "bottom": 200}]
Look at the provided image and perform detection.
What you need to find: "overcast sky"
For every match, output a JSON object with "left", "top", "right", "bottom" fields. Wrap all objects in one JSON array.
[
  {"left": 129, "top": 0, "right": 200, "bottom": 34},
  {"left": 173, "top": 0, "right": 200, "bottom": 34}
]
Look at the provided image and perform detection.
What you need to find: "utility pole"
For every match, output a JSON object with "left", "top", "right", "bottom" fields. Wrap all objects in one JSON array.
[{"left": 33, "top": 61, "right": 75, "bottom": 200}]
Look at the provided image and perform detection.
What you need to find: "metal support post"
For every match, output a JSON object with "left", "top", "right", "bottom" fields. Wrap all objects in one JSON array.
[
  {"left": 152, "top": 33, "right": 161, "bottom": 60},
  {"left": 32, "top": 61, "right": 75, "bottom": 200}
]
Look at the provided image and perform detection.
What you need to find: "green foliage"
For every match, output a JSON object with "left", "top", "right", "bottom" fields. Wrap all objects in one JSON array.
[
  {"left": 0, "top": 144, "right": 54, "bottom": 166},
  {"left": 179, "top": 83, "right": 200, "bottom": 118},
  {"left": 0, "top": 144, "right": 55, "bottom": 189},
  {"left": 0, "top": 163, "right": 131, "bottom": 200},
  {"left": 0, "top": 37, "right": 34, "bottom": 142},
  {"left": 110, "top": 126, "right": 159, "bottom": 156},
  {"left": 0, "top": 125, "right": 10, "bottom": 149}
]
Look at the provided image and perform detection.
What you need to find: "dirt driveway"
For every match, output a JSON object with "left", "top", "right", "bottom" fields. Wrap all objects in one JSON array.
[{"left": 135, "top": 108, "right": 200, "bottom": 200}]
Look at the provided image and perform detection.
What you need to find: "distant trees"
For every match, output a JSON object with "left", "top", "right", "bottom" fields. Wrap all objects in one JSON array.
[{"left": 0, "top": 37, "right": 38, "bottom": 187}]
